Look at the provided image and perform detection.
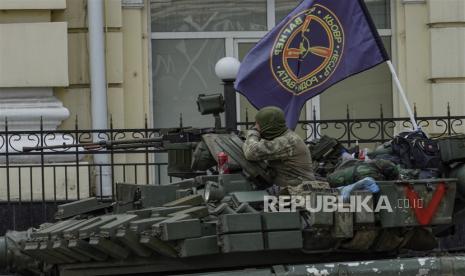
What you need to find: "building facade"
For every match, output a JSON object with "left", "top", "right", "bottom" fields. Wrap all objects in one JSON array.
[
  {"left": 0, "top": 0, "right": 463, "bottom": 132},
  {"left": 0, "top": 0, "right": 150, "bottom": 132}
]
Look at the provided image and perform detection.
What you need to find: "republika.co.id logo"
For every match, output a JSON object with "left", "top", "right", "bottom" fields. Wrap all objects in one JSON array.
[{"left": 270, "top": 4, "right": 344, "bottom": 95}]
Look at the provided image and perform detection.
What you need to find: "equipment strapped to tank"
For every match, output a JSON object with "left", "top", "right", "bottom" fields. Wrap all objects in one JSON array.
[{"left": 0, "top": 175, "right": 461, "bottom": 275}]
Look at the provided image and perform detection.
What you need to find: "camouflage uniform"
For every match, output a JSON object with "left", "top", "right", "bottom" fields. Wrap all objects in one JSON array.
[{"left": 243, "top": 129, "right": 315, "bottom": 187}]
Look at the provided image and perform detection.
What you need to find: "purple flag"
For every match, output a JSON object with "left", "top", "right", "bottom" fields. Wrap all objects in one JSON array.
[{"left": 234, "top": 0, "right": 389, "bottom": 129}]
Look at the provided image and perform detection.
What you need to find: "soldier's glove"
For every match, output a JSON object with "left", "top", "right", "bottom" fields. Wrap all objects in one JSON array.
[
  {"left": 250, "top": 125, "right": 259, "bottom": 131},
  {"left": 246, "top": 129, "right": 261, "bottom": 139}
]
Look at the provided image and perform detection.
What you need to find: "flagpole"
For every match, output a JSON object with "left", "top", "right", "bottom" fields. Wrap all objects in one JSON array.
[{"left": 386, "top": 60, "right": 419, "bottom": 130}]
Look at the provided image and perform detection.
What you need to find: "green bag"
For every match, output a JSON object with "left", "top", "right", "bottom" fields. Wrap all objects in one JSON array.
[{"left": 327, "top": 159, "right": 399, "bottom": 187}]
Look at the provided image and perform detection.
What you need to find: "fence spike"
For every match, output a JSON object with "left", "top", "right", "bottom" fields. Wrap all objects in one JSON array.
[
  {"left": 109, "top": 114, "right": 113, "bottom": 129},
  {"left": 4, "top": 117, "right": 7, "bottom": 138}
]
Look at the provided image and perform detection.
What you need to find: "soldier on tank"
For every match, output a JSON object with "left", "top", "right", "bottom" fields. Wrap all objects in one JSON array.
[{"left": 242, "top": 106, "right": 316, "bottom": 189}]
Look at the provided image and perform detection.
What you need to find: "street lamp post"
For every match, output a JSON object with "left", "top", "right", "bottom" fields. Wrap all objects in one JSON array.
[{"left": 215, "top": 57, "right": 241, "bottom": 130}]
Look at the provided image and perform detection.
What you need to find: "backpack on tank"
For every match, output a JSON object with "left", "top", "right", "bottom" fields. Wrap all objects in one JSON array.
[{"left": 391, "top": 130, "right": 440, "bottom": 169}]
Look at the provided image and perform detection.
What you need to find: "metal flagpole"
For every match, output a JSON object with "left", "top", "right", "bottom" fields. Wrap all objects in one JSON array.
[{"left": 386, "top": 60, "right": 419, "bottom": 130}]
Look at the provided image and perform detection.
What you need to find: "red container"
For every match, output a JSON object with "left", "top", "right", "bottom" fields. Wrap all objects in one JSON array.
[{"left": 217, "top": 152, "right": 230, "bottom": 174}]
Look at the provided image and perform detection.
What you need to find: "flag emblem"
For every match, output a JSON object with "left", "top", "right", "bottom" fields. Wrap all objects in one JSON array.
[
  {"left": 235, "top": 0, "right": 390, "bottom": 128},
  {"left": 271, "top": 4, "right": 344, "bottom": 95}
]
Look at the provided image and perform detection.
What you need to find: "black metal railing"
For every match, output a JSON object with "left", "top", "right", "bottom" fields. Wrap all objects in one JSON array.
[
  {"left": 1, "top": 103, "right": 464, "bottom": 233},
  {"left": 239, "top": 103, "right": 465, "bottom": 146},
  {"left": 0, "top": 116, "right": 175, "bottom": 233}
]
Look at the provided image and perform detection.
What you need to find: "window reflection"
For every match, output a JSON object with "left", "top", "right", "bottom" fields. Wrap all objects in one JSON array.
[
  {"left": 151, "top": 0, "right": 267, "bottom": 32},
  {"left": 152, "top": 39, "right": 225, "bottom": 128},
  {"left": 275, "top": 0, "right": 301, "bottom": 23},
  {"left": 275, "top": 0, "right": 390, "bottom": 29},
  {"left": 365, "top": 0, "right": 391, "bottom": 29}
]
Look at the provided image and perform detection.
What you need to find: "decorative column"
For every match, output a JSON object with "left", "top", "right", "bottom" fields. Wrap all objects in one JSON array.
[
  {"left": 428, "top": 0, "right": 465, "bottom": 134},
  {"left": 0, "top": 19, "right": 71, "bottom": 163},
  {"left": 0, "top": 2, "right": 93, "bottom": 202},
  {"left": 0, "top": 88, "right": 73, "bottom": 163},
  {"left": 0, "top": 88, "right": 69, "bottom": 131}
]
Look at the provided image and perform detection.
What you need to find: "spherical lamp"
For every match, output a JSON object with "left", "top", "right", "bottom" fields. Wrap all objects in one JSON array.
[{"left": 215, "top": 57, "right": 241, "bottom": 81}]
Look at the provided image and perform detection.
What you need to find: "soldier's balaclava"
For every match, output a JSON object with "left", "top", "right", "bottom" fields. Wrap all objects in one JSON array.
[{"left": 255, "top": 106, "right": 288, "bottom": 140}]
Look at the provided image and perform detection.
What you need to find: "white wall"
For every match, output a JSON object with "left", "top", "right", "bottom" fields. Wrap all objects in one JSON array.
[{"left": 0, "top": 22, "right": 69, "bottom": 87}]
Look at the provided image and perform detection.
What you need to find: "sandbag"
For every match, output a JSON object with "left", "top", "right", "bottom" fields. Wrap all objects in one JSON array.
[
  {"left": 327, "top": 159, "right": 399, "bottom": 187},
  {"left": 368, "top": 142, "right": 401, "bottom": 164}
]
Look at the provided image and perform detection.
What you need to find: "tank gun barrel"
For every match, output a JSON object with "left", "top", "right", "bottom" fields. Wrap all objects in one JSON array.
[{"left": 21, "top": 126, "right": 220, "bottom": 153}]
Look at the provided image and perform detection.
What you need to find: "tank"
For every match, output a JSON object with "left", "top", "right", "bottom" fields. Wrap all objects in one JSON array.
[
  {"left": 1, "top": 132, "right": 465, "bottom": 275},
  {"left": 5, "top": 94, "right": 465, "bottom": 275}
]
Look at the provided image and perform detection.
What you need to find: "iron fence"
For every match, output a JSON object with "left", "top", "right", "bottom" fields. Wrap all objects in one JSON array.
[
  {"left": 240, "top": 103, "right": 465, "bottom": 146},
  {"left": 0, "top": 116, "right": 175, "bottom": 233},
  {"left": 0, "top": 103, "right": 464, "bottom": 233}
]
